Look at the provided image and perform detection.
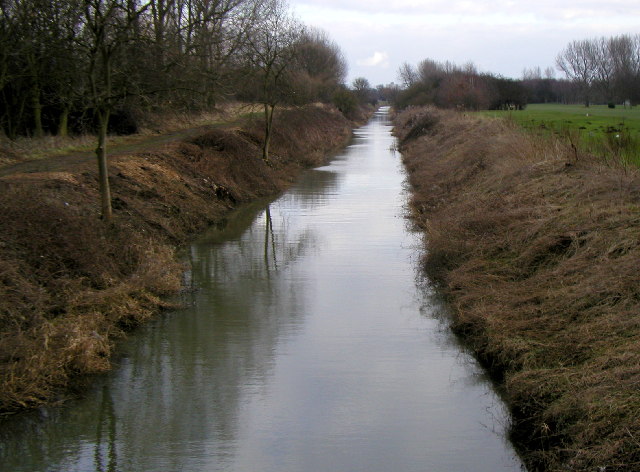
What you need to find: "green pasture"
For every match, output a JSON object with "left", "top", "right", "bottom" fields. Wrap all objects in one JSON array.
[{"left": 481, "top": 104, "right": 640, "bottom": 166}]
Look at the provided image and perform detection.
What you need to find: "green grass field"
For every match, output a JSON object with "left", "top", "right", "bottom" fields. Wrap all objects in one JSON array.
[{"left": 481, "top": 104, "right": 640, "bottom": 166}]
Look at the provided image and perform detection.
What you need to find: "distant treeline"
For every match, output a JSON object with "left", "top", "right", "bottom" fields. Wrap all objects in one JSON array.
[
  {"left": 556, "top": 34, "right": 640, "bottom": 107},
  {"left": 391, "top": 33, "right": 640, "bottom": 110},
  {"left": 393, "top": 60, "right": 531, "bottom": 111},
  {"left": 0, "top": 0, "right": 352, "bottom": 139}
]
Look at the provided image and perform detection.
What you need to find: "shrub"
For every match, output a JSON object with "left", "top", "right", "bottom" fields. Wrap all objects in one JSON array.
[{"left": 332, "top": 88, "right": 358, "bottom": 120}]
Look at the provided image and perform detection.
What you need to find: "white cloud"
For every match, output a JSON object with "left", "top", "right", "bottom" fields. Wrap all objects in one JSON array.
[{"left": 357, "top": 51, "right": 390, "bottom": 67}]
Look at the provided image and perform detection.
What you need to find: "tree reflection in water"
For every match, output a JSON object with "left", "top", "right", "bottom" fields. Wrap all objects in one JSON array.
[{"left": 94, "top": 386, "right": 116, "bottom": 472}]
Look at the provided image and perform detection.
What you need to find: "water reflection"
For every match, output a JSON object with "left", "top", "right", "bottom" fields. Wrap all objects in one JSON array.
[
  {"left": 93, "top": 387, "right": 117, "bottom": 472},
  {"left": 0, "top": 108, "right": 524, "bottom": 472}
]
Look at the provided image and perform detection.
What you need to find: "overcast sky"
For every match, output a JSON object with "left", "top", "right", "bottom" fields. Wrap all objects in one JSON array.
[{"left": 288, "top": 0, "right": 640, "bottom": 86}]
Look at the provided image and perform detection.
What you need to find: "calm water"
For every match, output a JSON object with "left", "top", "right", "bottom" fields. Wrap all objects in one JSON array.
[{"left": 0, "top": 108, "right": 524, "bottom": 472}]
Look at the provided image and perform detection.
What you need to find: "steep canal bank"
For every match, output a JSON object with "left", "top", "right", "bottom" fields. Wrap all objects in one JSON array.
[
  {"left": 395, "top": 106, "right": 640, "bottom": 471},
  {"left": 0, "top": 108, "right": 524, "bottom": 471},
  {"left": 0, "top": 105, "right": 354, "bottom": 412}
]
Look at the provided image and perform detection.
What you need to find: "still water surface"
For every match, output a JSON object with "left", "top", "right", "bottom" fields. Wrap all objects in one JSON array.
[{"left": 0, "top": 108, "right": 524, "bottom": 471}]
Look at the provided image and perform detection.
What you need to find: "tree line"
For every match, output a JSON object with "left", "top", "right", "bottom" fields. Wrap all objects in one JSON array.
[
  {"left": 556, "top": 34, "right": 640, "bottom": 107},
  {"left": 392, "top": 33, "right": 640, "bottom": 111},
  {"left": 393, "top": 59, "right": 529, "bottom": 111},
  {"left": 0, "top": 0, "right": 349, "bottom": 141},
  {"left": 0, "top": 0, "right": 352, "bottom": 219}
]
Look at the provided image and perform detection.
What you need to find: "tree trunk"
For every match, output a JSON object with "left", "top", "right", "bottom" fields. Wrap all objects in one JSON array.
[
  {"left": 584, "top": 86, "right": 591, "bottom": 107},
  {"left": 262, "top": 103, "right": 275, "bottom": 162},
  {"left": 31, "top": 83, "right": 43, "bottom": 138},
  {"left": 58, "top": 106, "right": 70, "bottom": 137},
  {"left": 96, "top": 109, "right": 113, "bottom": 221}
]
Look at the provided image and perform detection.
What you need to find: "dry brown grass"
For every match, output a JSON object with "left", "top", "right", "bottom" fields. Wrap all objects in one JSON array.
[
  {"left": 135, "top": 102, "right": 263, "bottom": 134},
  {"left": 0, "top": 185, "right": 183, "bottom": 410},
  {"left": 242, "top": 103, "right": 353, "bottom": 167},
  {"left": 0, "top": 104, "right": 354, "bottom": 413},
  {"left": 396, "top": 106, "right": 640, "bottom": 471}
]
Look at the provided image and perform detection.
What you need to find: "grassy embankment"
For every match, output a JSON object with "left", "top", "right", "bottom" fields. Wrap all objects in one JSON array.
[
  {"left": 482, "top": 104, "right": 640, "bottom": 167},
  {"left": 395, "top": 107, "right": 640, "bottom": 471},
  {"left": 0, "top": 104, "right": 356, "bottom": 413}
]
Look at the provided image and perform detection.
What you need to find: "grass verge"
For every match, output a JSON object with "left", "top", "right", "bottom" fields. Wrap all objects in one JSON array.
[
  {"left": 396, "top": 106, "right": 640, "bottom": 471},
  {"left": 480, "top": 104, "right": 640, "bottom": 167}
]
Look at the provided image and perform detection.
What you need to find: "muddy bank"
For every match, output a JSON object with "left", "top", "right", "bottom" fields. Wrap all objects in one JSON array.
[
  {"left": 0, "top": 104, "right": 355, "bottom": 413},
  {"left": 395, "top": 107, "right": 640, "bottom": 471}
]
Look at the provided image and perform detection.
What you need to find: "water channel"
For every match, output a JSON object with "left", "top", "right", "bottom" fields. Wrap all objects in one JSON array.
[{"left": 0, "top": 108, "right": 524, "bottom": 471}]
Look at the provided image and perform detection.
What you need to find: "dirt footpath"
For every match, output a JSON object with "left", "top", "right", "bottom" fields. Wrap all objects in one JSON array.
[{"left": 0, "top": 122, "right": 234, "bottom": 178}]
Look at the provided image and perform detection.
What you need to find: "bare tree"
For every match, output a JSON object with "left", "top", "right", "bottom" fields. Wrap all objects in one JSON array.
[
  {"left": 244, "top": 0, "right": 301, "bottom": 162},
  {"left": 592, "top": 37, "right": 617, "bottom": 102},
  {"left": 351, "top": 76, "right": 371, "bottom": 104},
  {"left": 397, "top": 62, "right": 418, "bottom": 88},
  {"left": 417, "top": 59, "right": 444, "bottom": 86},
  {"left": 44, "top": 0, "right": 85, "bottom": 137},
  {"left": 78, "top": 0, "right": 151, "bottom": 220},
  {"left": 290, "top": 26, "right": 347, "bottom": 102},
  {"left": 14, "top": 0, "right": 50, "bottom": 137},
  {"left": 522, "top": 66, "right": 542, "bottom": 81},
  {"left": 0, "top": 0, "right": 85, "bottom": 138},
  {"left": 556, "top": 39, "right": 598, "bottom": 106},
  {"left": 608, "top": 34, "right": 640, "bottom": 104},
  {"left": 0, "top": 1, "right": 25, "bottom": 138}
]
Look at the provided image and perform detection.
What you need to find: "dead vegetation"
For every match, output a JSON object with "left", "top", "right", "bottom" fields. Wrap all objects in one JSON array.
[
  {"left": 0, "top": 104, "right": 353, "bottom": 413},
  {"left": 395, "top": 106, "right": 640, "bottom": 471}
]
